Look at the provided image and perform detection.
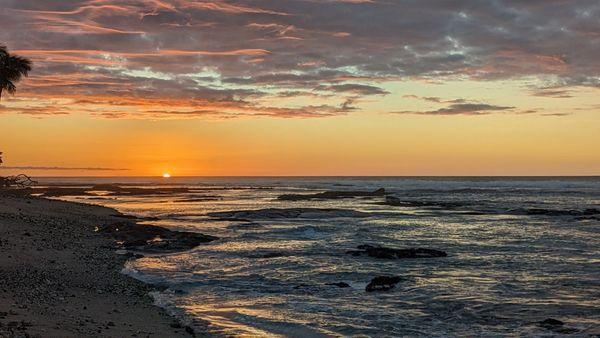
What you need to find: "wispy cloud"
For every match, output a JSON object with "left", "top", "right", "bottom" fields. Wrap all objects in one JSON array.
[
  {"left": 0, "top": 0, "right": 598, "bottom": 119},
  {"left": 530, "top": 88, "right": 574, "bottom": 98},
  {"left": 0, "top": 166, "right": 130, "bottom": 171},
  {"left": 393, "top": 103, "right": 515, "bottom": 116}
]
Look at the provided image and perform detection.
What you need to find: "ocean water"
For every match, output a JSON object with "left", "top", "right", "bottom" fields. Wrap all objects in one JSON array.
[{"left": 38, "top": 177, "right": 600, "bottom": 337}]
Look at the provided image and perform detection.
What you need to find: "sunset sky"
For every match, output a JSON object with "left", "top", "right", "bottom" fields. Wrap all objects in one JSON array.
[{"left": 0, "top": 0, "right": 599, "bottom": 176}]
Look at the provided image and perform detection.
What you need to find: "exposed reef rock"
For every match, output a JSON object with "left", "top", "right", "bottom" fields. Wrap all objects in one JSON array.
[
  {"left": 384, "top": 195, "right": 600, "bottom": 218},
  {"left": 347, "top": 244, "right": 447, "bottom": 259},
  {"left": 96, "top": 222, "right": 217, "bottom": 253},
  {"left": 326, "top": 282, "right": 351, "bottom": 288},
  {"left": 277, "top": 188, "right": 386, "bottom": 201},
  {"left": 538, "top": 318, "right": 579, "bottom": 334},
  {"left": 207, "top": 208, "right": 370, "bottom": 220},
  {"left": 36, "top": 185, "right": 193, "bottom": 197},
  {"left": 365, "top": 276, "right": 403, "bottom": 292},
  {"left": 510, "top": 207, "right": 599, "bottom": 217},
  {"left": 174, "top": 196, "right": 222, "bottom": 203},
  {"left": 247, "top": 251, "right": 288, "bottom": 259},
  {"left": 383, "top": 196, "right": 466, "bottom": 209}
]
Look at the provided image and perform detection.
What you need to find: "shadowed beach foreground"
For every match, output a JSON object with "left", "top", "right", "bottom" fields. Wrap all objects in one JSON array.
[{"left": 0, "top": 191, "right": 207, "bottom": 338}]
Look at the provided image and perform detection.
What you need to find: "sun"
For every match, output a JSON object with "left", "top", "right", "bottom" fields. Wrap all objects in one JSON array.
[{"left": 162, "top": 173, "right": 171, "bottom": 178}]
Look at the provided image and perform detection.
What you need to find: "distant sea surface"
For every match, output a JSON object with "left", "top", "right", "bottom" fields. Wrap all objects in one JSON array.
[{"left": 37, "top": 177, "right": 600, "bottom": 336}]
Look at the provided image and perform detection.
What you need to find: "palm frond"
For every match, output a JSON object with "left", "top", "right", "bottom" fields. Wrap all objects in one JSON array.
[
  {"left": 3, "top": 56, "right": 32, "bottom": 81},
  {"left": 0, "top": 46, "right": 33, "bottom": 99},
  {"left": 4, "top": 81, "right": 16, "bottom": 94}
]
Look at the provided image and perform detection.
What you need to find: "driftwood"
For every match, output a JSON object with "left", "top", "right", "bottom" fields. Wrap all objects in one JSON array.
[
  {"left": 0, "top": 152, "right": 36, "bottom": 188},
  {"left": 0, "top": 174, "right": 36, "bottom": 188}
]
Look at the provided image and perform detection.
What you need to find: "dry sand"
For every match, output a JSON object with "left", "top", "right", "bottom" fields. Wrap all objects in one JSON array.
[{"left": 0, "top": 192, "right": 200, "bottom": 337}]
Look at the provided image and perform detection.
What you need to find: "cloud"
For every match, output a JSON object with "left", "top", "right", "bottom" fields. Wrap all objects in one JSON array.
[
  {"left": 0, "top": 0, "right": 598, "bottom": 119},
  {"left": 0, "top": 166, "right": 129, "bottom": 171},
  {"left": 530, "top": 88, "right": 574, "bottom": 98},
  {"left": 394, "top": 103, "right": 515, "bottom": 116},
  {"left": 314, "top": 84, "right": 389, "bottom": 95},
  {"left": 539, "top": 112, "right": 572, "bottom": 116},
  {"left": 403, "top": 95, "right": 467, "bottom": 104}
]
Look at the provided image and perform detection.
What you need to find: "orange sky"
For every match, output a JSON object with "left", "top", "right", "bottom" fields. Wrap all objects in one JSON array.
[{"left": 1, "top": 1, "right": 599, "bottom": 176}]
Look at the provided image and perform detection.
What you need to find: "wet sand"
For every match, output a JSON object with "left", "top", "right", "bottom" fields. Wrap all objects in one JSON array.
[{"left": 0, "top": 192, "right": 202, "bottom": 337}]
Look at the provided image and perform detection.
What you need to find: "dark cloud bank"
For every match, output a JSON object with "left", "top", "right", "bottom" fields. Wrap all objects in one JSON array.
[{"left": 0, "top": 0, "right": 598, "bottom": 118}]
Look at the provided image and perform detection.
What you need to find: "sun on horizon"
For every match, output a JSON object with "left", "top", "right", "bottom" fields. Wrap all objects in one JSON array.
[{"left": 162, "top": 173, "right": 171, "bottom": 178}]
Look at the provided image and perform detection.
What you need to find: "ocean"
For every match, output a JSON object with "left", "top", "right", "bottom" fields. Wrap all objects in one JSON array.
[{"left": 37, "top": 177, "right": 600, "bottom": 336}]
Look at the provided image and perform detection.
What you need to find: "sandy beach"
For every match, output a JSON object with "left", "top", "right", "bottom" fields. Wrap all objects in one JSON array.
[{"left": 0, "top": 191, "right": 201, "bottom": 338}]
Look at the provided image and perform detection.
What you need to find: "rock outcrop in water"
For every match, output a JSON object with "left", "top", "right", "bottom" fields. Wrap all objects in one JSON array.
[
  {"left": 384, "top": 195, "right": 600, "bottom": 219},
  {"left": 511, "top": 207, "right": 599, "bottom": 217},
  {"left": 365, "top": 276, "right": 403, "bottom": 292},
  {"left": 207, "top": 208, "right": 370, "bottom": 220},
  {"left": 96, "top": 222, "right": 218, "bottom": 253},
  {"left": 348, "top": 244, "right": 447, "bottom": 259},
  {"left": 36, "top": 185, "right": 193, "bottom": 197},
  {"left": 277, "top": 188, "right": 386, "bottom": 201},
  {"left": 538, "top": 318, "right": 579, "bottom": 334},
  {"left": 174, "top": 196, "right": 222, "bottom": 202},
  {"left": 383, "top": 196, "right": 466, "bottom": 209},
  {"left": 326, "top": 282, "right": 351, "bottom": 288}
]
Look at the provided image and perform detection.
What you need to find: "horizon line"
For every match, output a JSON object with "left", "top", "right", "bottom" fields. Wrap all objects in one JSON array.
[{"left": 29, "top": 175, "right": 600, "bottom": 178}]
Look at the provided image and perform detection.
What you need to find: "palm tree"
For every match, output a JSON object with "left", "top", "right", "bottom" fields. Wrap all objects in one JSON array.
[{"left": 0, "top": 45, "right": 32, "bottom": 100}]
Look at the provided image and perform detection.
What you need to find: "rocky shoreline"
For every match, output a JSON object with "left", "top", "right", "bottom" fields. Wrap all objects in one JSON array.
[{"left": 0, "top": 191, "right": 214, "bottom": 337}]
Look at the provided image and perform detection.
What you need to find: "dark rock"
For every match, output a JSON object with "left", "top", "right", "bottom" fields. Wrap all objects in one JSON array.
[
  {"left": 207, "top": 208, "right": 370, "bottom": 220},
  {"left": 174, "top": 196, "right": 222, "bottom": 203},
  {"left": 170, "top": 322, "right": 183, "bottom": 329},
  {"left": 293, "top": 284, "right": 312, "bottom": 290},
  {"left": 511, "top": 207, "right": 599, "bottom": 217},
  {"left": 37, "top": 187, "right": 94, "bottom": 197},
  {"left": 97, "top": 222, "right": 217, "bottom": 253},
  {"left": 123, "top": 239, "right": 147, "bottom": 247},
  {"left": 326, "top": 282, "right": 351, "bottom": 288},
  {"left": 277, "top": 188, "right": 386, "bottom": 201},
  {"left": 384, "top": 196, "right": 466, "bottom": 209},
  {"left": 348, "top": 244, "right": 447, "bottom": 259},
  {"left": 540, "top": 318, "right": 564, "bottom": 326},
  {"left": 366, "top": 276, "right": 403, "bottom": 292},
  {"left": 92, "top": 185, "right": 191, "bottom": 196},
  {"left": 248, "top": 252, "right": 287, "bottom": 259},
  {"left": 112, "top": 214, "right": 139, "bottom": 220},
  {"left": 185, "top": 326, "right": 195, "bottom": 335},
  {"left": 32, "top": 185, "right": 193, "bottom": 197},
  {"left": 538, "top": 318, "right": 579, "bottom": 334}
]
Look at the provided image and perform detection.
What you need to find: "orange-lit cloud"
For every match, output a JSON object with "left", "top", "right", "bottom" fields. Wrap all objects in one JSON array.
[{"left": 0, "top": 0, "right": 599, "bottom": 121}]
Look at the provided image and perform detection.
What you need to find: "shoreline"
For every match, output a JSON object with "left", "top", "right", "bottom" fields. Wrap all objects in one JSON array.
[{"left": 0, "top": 191, "right": 208, "bottom": 337}]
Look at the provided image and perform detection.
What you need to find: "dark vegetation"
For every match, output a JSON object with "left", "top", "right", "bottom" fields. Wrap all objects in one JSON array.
[
  {"left": 0, "top": 45, "right": 32, "bottom": 100},
  {"left": 1, "top": 47, "right": 34, "bottom": 189},
  {"left": 0, "top": 152, "right": 36, "bottom": 189}
]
